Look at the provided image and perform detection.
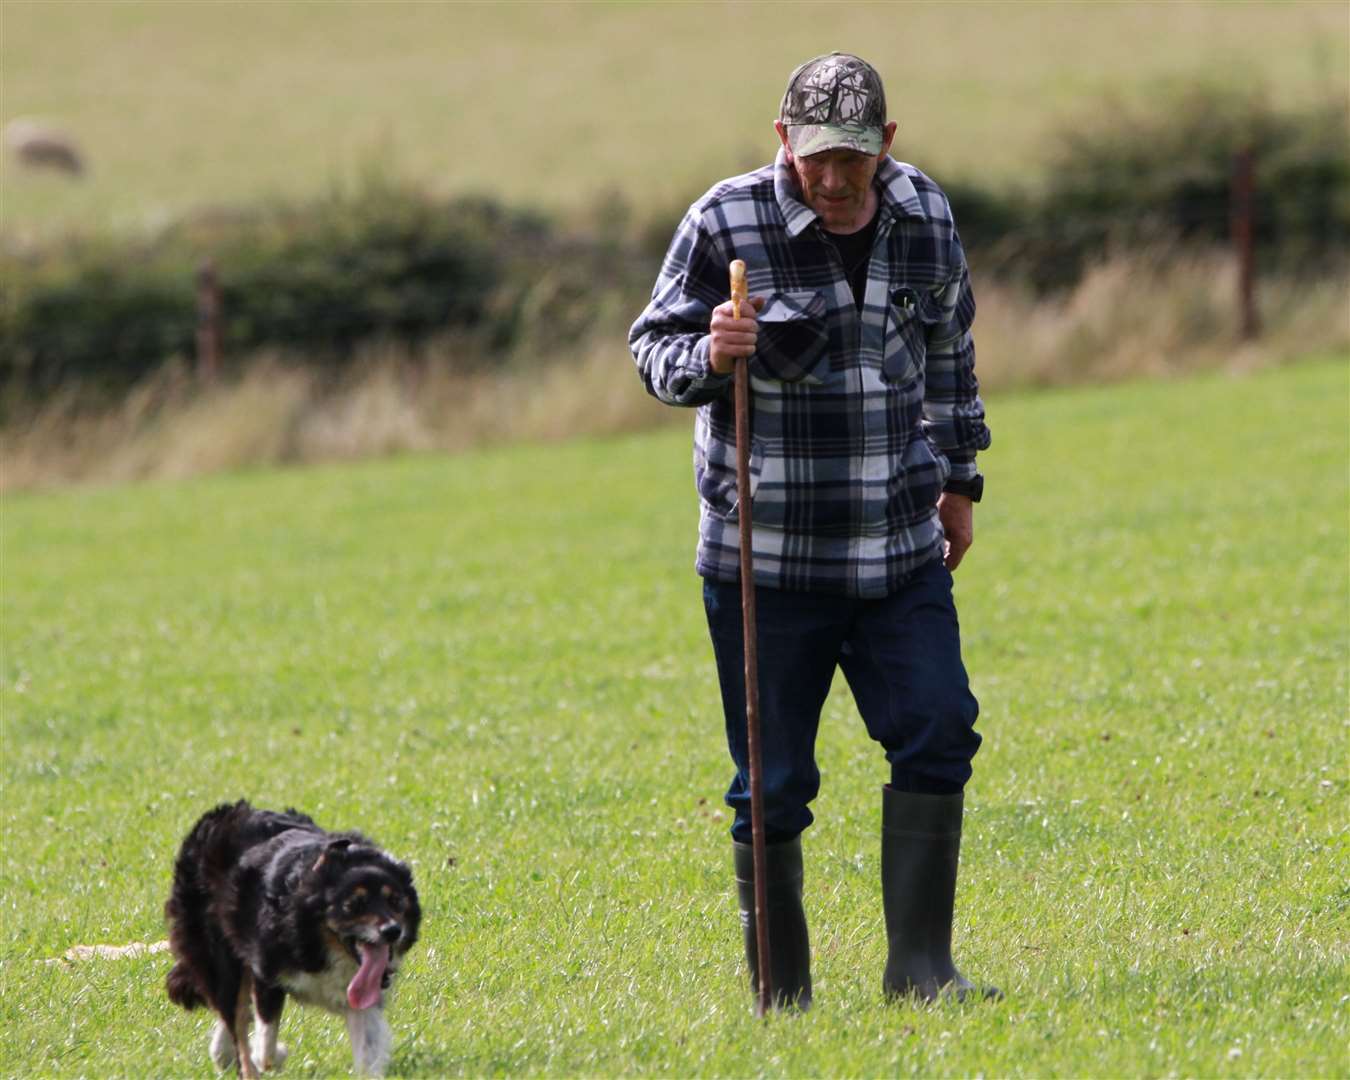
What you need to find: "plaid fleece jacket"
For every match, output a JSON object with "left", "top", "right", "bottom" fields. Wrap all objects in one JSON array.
[{"left": 629, "top": 150, "right": 991, "bottom": 598}]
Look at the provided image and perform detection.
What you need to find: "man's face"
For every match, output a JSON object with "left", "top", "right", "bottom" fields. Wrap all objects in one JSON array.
[{"left": 775, "top": 120, "right": 897, "bottom": 233}]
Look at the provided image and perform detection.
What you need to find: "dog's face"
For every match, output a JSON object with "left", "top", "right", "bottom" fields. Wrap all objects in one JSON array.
[{"left": 312, "top": 838, "right": 421, "bottom": 1010}]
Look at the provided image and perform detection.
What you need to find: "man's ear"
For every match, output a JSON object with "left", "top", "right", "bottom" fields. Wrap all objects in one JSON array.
[
  {"left": 878, "top": 120, "right": 898, "bottom": 160},
  {"left": 774, "top": 120, "right": 794, "bottom": 161}
]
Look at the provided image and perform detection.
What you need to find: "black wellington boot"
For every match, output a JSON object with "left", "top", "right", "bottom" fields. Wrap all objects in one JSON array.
[
  {"left": 733, "top": 837, "right": 812, "bottom": 1011},
  {"left": 881, "top": 786, "right": 1002, "bottom": 1003}
]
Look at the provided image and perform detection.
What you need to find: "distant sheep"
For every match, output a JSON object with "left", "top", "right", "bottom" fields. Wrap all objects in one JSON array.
[{"left": 4, "top": 119, "right": 85, "bottom": 177}]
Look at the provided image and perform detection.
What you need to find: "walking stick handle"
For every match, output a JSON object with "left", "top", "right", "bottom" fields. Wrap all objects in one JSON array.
[{"left": 730, "top": 259, "right": 747, "bottom": 321}]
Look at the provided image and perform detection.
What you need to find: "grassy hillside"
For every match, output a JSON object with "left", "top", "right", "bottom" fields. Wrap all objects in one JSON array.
[
  {"left": 3, "top": 1, "right": 1345, "bottom": 235},
  {"left": 2, "top": 357, "right": 1346, "bottom": 1076}
]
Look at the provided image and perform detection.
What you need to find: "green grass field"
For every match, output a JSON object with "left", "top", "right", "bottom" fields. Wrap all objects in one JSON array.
[
  {"left": 2, "top": 357, "right": 1347, "bottom": 1077},
  {"left": 3, "top": 1, "right": 1345, "bottom": 236}
]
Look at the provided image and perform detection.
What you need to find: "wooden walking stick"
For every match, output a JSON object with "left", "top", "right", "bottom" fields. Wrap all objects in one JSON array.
[{"left": 730, "top": 258, "right": 773, "bottom": 1017}]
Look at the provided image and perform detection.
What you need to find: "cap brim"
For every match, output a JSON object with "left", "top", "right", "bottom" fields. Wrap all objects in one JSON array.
[{"left": 786, "top": 124, "right": 883, "bottom": 157}]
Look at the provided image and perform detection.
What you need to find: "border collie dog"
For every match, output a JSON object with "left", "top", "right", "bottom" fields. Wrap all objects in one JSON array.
[{"left": 165, "top": 801, "right": 420, "bottom": 1077}]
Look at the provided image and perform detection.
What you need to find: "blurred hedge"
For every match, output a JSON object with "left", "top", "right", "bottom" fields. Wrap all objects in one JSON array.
[
  {"left": 0, "top": 186, "right": 553, "bottom": 392},
  {"left": 2, "top": 89, "right": 1346, "bottom": 395},
  {"left": 980, "top": 89, "right": 1350, "bottom": 289},
  {"left": 644, "top": 89, "right": 1349, "bottom": 288}
]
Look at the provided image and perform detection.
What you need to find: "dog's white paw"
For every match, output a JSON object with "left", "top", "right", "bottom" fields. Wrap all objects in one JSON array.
[
  {"left": 209, "top": 1020, "right": 236, "bottom": 1071},
  {"left": 345, "top": 1008, "right": 392, "bottom": 1077},
  {"left": 250, "top": 1023, "right": 288, "bottom": 1072},
  {"left": 257, "top": 1041, "right": 288, "bottom": 1072}
]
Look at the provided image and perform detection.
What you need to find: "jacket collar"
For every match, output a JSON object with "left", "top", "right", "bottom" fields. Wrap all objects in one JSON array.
[{"left": 773, "top": 148, "right": 928, "bottom": 238}]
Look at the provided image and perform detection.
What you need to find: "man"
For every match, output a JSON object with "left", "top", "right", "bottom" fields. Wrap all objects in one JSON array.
[{"left": 629, "top": 52, "right": 997, "bottom": 1010}]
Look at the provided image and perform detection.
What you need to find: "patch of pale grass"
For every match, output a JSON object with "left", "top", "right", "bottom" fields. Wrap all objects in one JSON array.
[
  {"left": 292, "top": 337, "right": 674, "bottom": 461},
  {"left": 0, "top": 343, "right": 674, "bottom": 491},
  {"left": 0, "top": 357, "right": 315, "bottom": 489},
  {"left": 974, "top": 249, "right": 1350, "bottom": 388},
  {"left": 3, "top": 255, "right": 1345, "bottom": 491}
]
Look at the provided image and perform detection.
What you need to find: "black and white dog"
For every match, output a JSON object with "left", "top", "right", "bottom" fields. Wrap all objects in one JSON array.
[{"left": 165, "top": 801, "right": 421, "bottom": 1077}]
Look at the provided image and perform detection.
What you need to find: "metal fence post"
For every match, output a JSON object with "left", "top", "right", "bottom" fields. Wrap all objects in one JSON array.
[
  {"left": 195, "top": 259, "right": 223, "bottom": 380},
  {"left": 1230, "top": 148, "right": 1260, "bottom": 341}
]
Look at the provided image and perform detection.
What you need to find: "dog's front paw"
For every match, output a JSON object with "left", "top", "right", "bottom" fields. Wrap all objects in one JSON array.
[
  {"left": 209, "top": 1020, "right": 237, "bottom": 1072},
  {"left": 249, "top": 1026, "right": 289, "bottom": 1072},
  {"left": 345, "top": 1008, "right": 392, "bottom": 1077},
  {"left": 267, "top": 1042, "right": 289, "bottom": 1072}
]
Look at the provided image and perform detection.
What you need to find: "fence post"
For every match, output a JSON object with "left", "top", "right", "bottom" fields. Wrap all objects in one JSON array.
[
  {"left": 1230, "top": 148, "right": 1260, "bottom": 341},
  {"left": 195, "top": 259, "right": 222, "bottom": 380}
]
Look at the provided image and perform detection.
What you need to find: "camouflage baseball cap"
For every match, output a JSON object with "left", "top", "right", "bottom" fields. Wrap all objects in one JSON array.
[{"left": 779, "top": 52, "right": 887, "bottom": 157}]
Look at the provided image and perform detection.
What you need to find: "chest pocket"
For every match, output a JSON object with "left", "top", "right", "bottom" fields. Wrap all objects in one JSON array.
[
  {"left": 751, "top": 290, "right": 829, "bottom": 385},
  {"left": 885, "top": 285, "right": 946, "bottom": 383}
]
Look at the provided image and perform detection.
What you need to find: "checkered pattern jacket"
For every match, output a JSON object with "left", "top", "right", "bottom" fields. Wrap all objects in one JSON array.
[{"left": 629, "top": 150, "right": 991, "bottom": 598}]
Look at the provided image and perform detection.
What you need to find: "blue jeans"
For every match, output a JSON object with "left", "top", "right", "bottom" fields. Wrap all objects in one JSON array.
[{"left": 704, "top": 557, "right": 982, "bottom": 845}]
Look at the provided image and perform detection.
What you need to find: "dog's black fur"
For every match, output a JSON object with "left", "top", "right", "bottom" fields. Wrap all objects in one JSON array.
[{"left": 165, "top": 800, "right": 420, "bottom": 1076}]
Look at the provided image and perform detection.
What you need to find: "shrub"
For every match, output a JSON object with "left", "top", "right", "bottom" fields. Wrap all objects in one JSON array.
[
  {"left": 989, "top": 88, "right": 1350, "bottom": 288},
  {"left": 0, "top": 185, "right": 527, "bottom": 391},
  {"left": 1, "top": 247, "right": 196, "bottom": 394}
]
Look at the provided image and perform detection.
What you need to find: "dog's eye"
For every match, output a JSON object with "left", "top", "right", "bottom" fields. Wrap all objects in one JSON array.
[{"left": 387, "top": 894, "right": 405, "bottom": 911}]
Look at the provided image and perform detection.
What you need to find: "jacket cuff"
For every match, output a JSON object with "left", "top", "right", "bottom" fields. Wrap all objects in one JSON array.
[
  {"left": 944, "top": 452, "right": 978, "bottom": 483},
  {"left": 678, "top": 335, "right": 732, "bottom": 396}
]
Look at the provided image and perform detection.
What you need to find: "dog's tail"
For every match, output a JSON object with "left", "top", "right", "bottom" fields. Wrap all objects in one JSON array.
[
  {"left": 165, "top": 959, "right": 205, "bottom": 1010},
  {"left": 164, "top": 800, "right": 255, "bottom": 1011}
]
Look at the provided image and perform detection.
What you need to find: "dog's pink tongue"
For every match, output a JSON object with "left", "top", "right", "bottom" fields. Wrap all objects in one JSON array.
[{"left": 347, "top": 943, "right": 390, "bottom": 1011}]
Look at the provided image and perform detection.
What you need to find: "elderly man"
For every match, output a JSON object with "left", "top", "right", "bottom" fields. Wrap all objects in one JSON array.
[{"left": 629, "top": 52, "right": 997, "bottom": 1010}]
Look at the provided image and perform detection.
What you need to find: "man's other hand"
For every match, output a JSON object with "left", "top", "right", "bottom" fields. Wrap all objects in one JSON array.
[
  {"left": 709, "top": 295, "right": 765, "bottom": 375},
  {"left": 937, "top": 492, "right": 974, "bottom": 571}
]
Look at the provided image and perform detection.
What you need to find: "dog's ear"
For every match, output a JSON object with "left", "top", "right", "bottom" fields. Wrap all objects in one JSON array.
[{"left": 311, "top": 837, "right": 353, "bottom": 874}]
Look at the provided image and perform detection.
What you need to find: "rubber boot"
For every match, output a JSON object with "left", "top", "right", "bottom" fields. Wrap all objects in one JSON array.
[
  {"left": 733, "top": 836, "right": 812, "bottom": 1011},
  {"left": 881, "top": 786, "right": 1002, "bottom": 1003}
]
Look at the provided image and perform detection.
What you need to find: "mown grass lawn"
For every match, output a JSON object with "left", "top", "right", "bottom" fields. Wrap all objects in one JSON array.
[{"left": 2, "top": 357, "right": 1346, "bottom": 1077}]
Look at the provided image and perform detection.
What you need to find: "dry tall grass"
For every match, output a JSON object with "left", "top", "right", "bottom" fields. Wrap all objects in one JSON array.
[
  {"left": 0, "top": 341, "right": 673, "bottom": 491},
  {"left": 3, "top": 251, "right": 1346, "bottom": 492},
  {"left": 974, "top": 249, "right": 1350, "bottom": 386}
]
